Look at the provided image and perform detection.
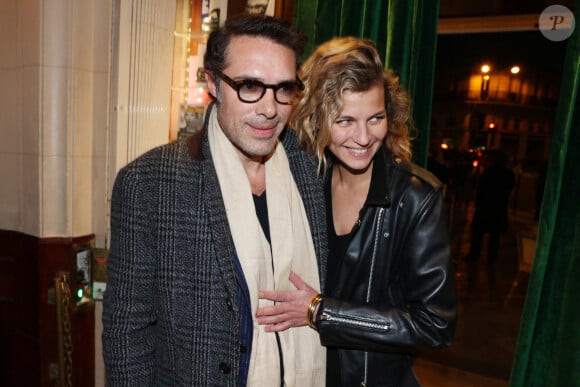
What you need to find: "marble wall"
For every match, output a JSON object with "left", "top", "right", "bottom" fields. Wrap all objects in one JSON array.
[
  {"left": 0, "top": 0, "right": 175, "bottom": 245},
  {"left": 0, "top": 1, "right": 177, "bottom": 385}
]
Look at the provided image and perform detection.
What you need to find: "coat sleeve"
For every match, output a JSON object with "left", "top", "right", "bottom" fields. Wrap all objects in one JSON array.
[
  {"left": 316, "top": 189, "right": 457, "bottom": 353},
  {"left": 102, "top": 164, "right": 157, "bottom": 386}
]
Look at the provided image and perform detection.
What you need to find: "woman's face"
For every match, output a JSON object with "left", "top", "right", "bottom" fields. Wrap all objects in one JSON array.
[{"left": 328, "top": 83, "right": 387, "bottom": 174}]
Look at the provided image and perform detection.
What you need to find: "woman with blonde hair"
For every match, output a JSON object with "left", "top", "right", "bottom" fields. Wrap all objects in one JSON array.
[{"left": 257, "top": 37, "right": 457, "bottom": 386}]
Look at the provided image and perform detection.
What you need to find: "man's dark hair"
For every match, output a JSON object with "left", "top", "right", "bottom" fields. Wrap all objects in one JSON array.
[{"left": 204, "top": 14, "right": 306, "bottom": 73}]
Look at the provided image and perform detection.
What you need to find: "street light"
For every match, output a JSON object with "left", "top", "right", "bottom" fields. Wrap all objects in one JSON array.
[
  {"left": 481, "top": 64, "right": 491, "bottom": 99},
  {"left": 509, "top": 65, "right": 521, "bottom": 102}
]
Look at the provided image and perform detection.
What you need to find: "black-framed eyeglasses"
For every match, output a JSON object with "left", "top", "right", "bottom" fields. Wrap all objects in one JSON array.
[{"left": 215, "top": 70, "right": 304, "bottom": 105}]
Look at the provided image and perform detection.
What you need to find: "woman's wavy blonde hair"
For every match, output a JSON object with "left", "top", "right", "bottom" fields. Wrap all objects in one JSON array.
[{"left": 289, "top": 36, "right": 413, "bottom": 173}]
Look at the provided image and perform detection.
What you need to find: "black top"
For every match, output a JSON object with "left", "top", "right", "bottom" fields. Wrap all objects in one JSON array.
[
  {"left": 325, "top": 183, "right": 352, "bottom": 290},
  {"left": 324, "top": 177, "right": 354, "bottom": 387}
]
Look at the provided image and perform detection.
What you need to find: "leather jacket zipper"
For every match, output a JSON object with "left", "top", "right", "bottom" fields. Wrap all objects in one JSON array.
[
  {"left": 365, "top": 207, "right": 385, "bottom": 386},
  {"left": 366, "top": 208, "right": 385, "bottom": 300},
  {"left": 319, "top": 312, "right": 391, "bottom": 331}
]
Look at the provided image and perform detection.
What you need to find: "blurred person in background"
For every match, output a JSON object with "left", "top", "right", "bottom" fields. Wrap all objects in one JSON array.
[{"left": 463, "top": 149, "right": 515, "bottom": 285}]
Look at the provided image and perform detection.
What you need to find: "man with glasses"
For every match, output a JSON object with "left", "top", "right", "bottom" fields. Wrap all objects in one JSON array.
[{"left": 102, "top": 14, "right": 327, "bottom": 387}]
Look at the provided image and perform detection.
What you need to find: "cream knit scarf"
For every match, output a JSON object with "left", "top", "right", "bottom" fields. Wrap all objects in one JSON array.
[{"left": 208, "top": 108, "right": 326, "bottom": 387}]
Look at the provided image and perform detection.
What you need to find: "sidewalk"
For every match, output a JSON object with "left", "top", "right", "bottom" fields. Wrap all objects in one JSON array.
[{"left": 414, "top": 359, "right": 508, "bottom": 387}]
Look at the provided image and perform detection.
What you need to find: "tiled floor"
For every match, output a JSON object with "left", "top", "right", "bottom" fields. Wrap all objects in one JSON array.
[{"left": 411, "top": 197, "right": 536, "bottom": 386}]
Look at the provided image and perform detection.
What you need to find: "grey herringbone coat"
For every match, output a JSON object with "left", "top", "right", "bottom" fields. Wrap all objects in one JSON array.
[{"left": 102, "top": 106, "right": 328, "bottom": 386}]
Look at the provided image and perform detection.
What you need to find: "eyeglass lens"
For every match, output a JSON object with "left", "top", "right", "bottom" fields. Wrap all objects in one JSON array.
[
  {"left": 239, "top": 81, "right": 298, "bottom": 104},
  {"left": 217, "top": 71, "right": 301, "bottom": 105}
]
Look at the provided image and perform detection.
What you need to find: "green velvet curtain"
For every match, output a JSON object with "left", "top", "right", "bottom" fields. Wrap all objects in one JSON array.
[
  {"left": 293, "top": 0, "right": 440, "bottom": 166},
  {"left": 510, "top": 3, "right": 580, "bottom": 386}
]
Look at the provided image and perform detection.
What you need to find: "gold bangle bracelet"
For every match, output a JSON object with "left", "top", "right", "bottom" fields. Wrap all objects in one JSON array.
[{"left": 306, "top": 294, "right": 324, "bottom": 330}]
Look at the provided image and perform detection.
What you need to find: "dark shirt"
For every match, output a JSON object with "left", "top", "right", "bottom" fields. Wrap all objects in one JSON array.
[
  {"left": 253, "top": 191, "right": 271, "bottom": 244},
  {"left": 324, "top": 181, "right": 353, "bottom": 387},
  {"left": 325, "top": 186, "right": 352, "bottom": 289}
]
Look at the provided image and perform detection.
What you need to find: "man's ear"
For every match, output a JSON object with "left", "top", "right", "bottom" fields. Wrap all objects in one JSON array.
[{"left": 205, "top": 70, "right": 217, "bottom": 99}]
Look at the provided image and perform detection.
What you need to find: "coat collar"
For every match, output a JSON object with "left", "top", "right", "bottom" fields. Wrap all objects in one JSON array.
[{"left": 186, "top": 103, "right": 214, "bottom": 161}]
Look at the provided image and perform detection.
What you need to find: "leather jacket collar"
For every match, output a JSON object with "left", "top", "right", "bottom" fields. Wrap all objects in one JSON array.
[{"left": 366, "top": 144, "right": 392, "bottom": 207}]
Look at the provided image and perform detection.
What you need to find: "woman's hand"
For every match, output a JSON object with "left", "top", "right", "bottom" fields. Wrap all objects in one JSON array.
[{"left": 256, "top": 271, "right": 318, "bottom": 332}]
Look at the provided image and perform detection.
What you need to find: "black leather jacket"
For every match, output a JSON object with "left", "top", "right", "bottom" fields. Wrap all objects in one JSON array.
[{"left": 316, "top": 146, "right": 457, "bottom": 387}]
